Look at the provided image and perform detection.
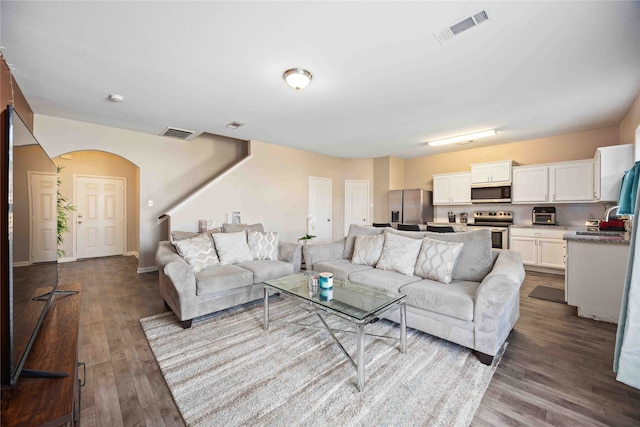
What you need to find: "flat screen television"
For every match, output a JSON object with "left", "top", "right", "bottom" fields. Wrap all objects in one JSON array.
[{"left": 1, "top": 105, "right": 59, "bottom": 385}]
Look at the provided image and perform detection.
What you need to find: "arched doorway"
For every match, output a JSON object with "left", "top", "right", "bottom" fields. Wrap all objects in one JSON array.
[{"left": 52, "top": 151, "right": 139, "bottom": 261}]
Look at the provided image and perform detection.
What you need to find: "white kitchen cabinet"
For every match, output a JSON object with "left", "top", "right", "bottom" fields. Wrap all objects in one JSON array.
[
  {"left": 470, "top": 160, "right": 513, "bottom": 185},
  {"left": 509, "top": 227, "right": 566, "bottom": 272},
  {"left": 432, "top": 172, "right": 471, "bottom": 205},
  {"left": 594, "top": 144, "right": 634, "bottom": 202},
  {"left": 512, "top": 165, "right": 549, "bottom": 203},
  {"left": 512, "top": 160, "right": 595, "bottom": 204},
  {"left": 565, "top": 238, "right": 629, "bottom": 323},
  {"left": 550, "top": 159, "right": 594, "bottom": 202}
]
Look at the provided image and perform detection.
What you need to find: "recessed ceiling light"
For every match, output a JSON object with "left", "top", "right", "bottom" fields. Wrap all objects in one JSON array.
[
  {"left": 226, "top": 121, "right": 245, "bottom": 129},
  {"left": 427, "top": 129, "right": 496, "bottom": 147},
  {"left": 108, "top": 94, "right": 124, "bottom": 102}
]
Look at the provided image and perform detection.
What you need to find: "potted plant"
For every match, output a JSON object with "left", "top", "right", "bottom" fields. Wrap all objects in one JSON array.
[
  {"left": 56, "top": 165, "right": 76, "bottom": 258},
  {"left": 300, "top": 215, "right": 317, "bottom": 245},
  {"left": 298, "top": 233, "right": 317, "bottom": 245}
]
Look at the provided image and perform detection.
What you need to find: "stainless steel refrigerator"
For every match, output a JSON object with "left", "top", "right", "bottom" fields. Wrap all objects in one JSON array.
[{"left": 389, "top": 189, "right": 433, "bottom": 227}]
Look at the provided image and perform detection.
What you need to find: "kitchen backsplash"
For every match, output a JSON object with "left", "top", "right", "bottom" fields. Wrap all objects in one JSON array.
[{"left": 434, "top": 202, "right": 620, "bottom": 227}]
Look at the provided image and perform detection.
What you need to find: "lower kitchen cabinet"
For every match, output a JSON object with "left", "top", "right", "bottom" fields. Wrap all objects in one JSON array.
[
  {"left": 565, "top": 239, "right": 629, "bottom": 323},
  {"left": 509, "top": 226, "right": 566, "bottom": 273}
]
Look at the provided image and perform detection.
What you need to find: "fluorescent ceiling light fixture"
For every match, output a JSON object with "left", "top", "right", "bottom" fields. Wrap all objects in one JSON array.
[
  {"left": 427, "top": 129, "right": 496, "bottom": 147},
  {"left": 283, "top": 68, "right": 312, "bottom": 90}
]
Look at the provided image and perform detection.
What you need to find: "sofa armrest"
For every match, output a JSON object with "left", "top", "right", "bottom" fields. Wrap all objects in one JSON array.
[
  {"left": 279, "top": 241, "right": 302, "bottom": 272},
  {"left": 303, "top": 238, "right": 345, "bottom": 270},
  {"left": 473, "top": 250, "right": 525, "bottom": 356},
  {"left": 156, "top": 241, "right": 197, "bottom": 319}
]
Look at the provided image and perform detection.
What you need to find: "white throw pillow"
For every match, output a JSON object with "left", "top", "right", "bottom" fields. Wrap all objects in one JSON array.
[
  {"left": 352, "top": 234, "right": 385, "bottom": 266},
  {"left": 213, "top": 231, "right": 254, "bottom": 265},
  {"left": 172, "top": 233, "right": 220, "bottom": 273},
  {"left": 375, "top": 232, "right": 422, "bottom": 276},
  {"left": 248, "top": 231, "right": 279, "bottom": 260},
  {"left": 414, "top": 237, "right": 464, "bottom": 284}
]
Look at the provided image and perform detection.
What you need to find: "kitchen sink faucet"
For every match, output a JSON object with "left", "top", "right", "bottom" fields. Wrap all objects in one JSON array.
[{"left": 605, "top": 205, "right": 620, "bottom": 221}]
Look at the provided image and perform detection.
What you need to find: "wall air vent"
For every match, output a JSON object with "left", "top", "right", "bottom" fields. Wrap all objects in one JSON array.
[
  {"left": 160, "top": 127, "right": 201, "bottom": 141},
  {"left": 434, "top": 9, "right": 491, "bottom": 44}
]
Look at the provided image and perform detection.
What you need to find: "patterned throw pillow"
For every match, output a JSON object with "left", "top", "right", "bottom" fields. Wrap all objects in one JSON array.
[
  {"left": 352, "top": 234, "right": 385, "bottom": 266},
  {"left": 212, "top": 231, "right": 254, "bottom": 265},
  {"left": 414, "top": 238, "right": 464, "bottom": 284},
  {"left": 375, "top": 232, "right": 423, "bottom": 276},
  {"left": 172, "top": 234, "right": 220, "bottom": 273},
  {"left": 248, "top": 231, "right": 279, "bottom": 260}
]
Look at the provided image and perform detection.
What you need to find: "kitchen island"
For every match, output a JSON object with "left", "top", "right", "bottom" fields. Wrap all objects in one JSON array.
[{"left": 563, "top": 230, "right": 630, "bottom": 323}]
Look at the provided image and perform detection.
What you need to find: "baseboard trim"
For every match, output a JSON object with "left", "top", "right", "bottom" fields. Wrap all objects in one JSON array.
[
  {"left": 58, "top": 256, "right": 77, "bottom": 263},
  {"left": 126, "top": 251, "right": 139, "bottom": 258},
  {"left": 138, "top": 265, "right": 158, "bottom": 274}
]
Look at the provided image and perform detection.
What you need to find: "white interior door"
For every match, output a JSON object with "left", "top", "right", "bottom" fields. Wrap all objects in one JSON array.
[
  {"left": 344, "top": 180, "right": 369, "bottom": 235},
  {"left": 75, "top": 175, "right": 125, "bottom": 259},
  {"left": 309, "top": 177, "right": 332, "bottom": 243},
  {"left": 28, "top": 172, "right": 58, "bottom": 263}
]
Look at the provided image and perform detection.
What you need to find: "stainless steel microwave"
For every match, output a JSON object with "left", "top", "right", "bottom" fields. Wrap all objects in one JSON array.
[{"left": 470, "top": 185, "right": 511, "bottom": 203}]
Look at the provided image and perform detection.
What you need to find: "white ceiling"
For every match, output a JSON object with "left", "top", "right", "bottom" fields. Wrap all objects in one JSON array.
[{"left": 1, "top": 1, "right": 639, "bottom": 159}]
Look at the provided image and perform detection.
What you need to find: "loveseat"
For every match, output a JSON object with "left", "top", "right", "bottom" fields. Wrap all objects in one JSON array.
[
  {"left": 156, "top": 223, "right": 302, "bottom": 328},
  {"left": 303, "top": 225, "right": 525, "bottom": 364}
]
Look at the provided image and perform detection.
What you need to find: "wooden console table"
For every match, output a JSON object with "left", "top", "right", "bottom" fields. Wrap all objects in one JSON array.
[{"left": 1, "top": 283, "right": 82, "bottom": 426}]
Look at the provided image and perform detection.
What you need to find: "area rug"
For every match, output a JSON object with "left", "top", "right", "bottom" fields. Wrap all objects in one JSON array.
[
  {"left": 528, "top": 285, "right": 566, "bottom": 304},
  {"left": 140, "top": 298, "right": 504, "bottom": 427}
]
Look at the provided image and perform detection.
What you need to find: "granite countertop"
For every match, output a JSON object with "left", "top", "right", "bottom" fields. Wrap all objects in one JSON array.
[{"left": 563, "top": 230, "right": 631, "bottom": 245}]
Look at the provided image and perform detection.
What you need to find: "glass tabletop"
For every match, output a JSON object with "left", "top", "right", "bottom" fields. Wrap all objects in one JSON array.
[{"left": 264, "top": 272, "right": 405, "bottom": 321}]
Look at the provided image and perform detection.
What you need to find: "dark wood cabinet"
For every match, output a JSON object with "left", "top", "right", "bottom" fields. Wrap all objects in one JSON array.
[{"left": 2, "top": 283, "right": 81, "bottom": 426}]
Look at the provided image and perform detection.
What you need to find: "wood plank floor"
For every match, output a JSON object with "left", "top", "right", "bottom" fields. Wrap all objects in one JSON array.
[{"left": 58, "top": 256, "right": 640, "bottom": 426}]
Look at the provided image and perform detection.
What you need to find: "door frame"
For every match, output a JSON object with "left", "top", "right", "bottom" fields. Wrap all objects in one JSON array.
[
  {"left": 73, "top": 174, "right": 127, "bottom": 260},
  {"left": 344, "top": 179, "right": 370, "bottom": 236}
]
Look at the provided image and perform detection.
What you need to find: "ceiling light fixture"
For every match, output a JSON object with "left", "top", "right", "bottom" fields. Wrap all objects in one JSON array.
[
  {"left": 108, "top": 93, "right": 124, "bottom": 102},
  {"left": 427, "top": 129, "right": 496, "bottom": 147},
  {"left": 283, "top": 68, "right": 312, "bottom": 90}
]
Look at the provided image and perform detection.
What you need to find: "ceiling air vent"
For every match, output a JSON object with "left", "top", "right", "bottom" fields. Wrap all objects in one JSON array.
[
  {"left": 434, "top": 9, "right": 491, "bottom": 44},
  {"left": 160, "top": 127, "right": 201, "bottom": 141}
]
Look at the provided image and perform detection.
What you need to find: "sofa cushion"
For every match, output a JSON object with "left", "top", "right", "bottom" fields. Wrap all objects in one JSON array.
[
  {"left": 343, "top": 225, "right": 385, "bottom": 259},
  {"left": 351, "top": 234, "right": 385, "bottom": 266},
  {"left": 375, "top": 232, "right": 422, "bottom": 276},
  {"left": 248, "top": 231, "right": 279, "bottom": 260},
  {"left": 236, "top": 260, "right": 294, "bottom": 284},
  {"left": 172, "top": 234, "right": 220, "bottom": 273},
  {"left": 312, "top": 259, "right": 373, "bottom": 281},
  {"left": 414, "top": 238, "right": 464, "bottom": 284},
  {"left": 213, "top": 231, "right": 253, "bottom": 265},
  {"left": 195, "top": 264, "right": 254, "bottom": 295},
  {"left": 171, "top": 230, "right": 221, "bottom": 242},
  {"left": 400, "top": 279, "right": 480, "bottom": 321},
  {"left": 349, "top": 268, "right": 422, "bottom": 294},
  {"left": 222, "top": 223, "right": 264, "bottom": 233},
  {"left": 386, "top": 228, "right": 493, "bottom": 282}
]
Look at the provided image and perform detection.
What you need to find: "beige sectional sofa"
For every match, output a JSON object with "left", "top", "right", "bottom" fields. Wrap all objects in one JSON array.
[
  {"left": 303, "top": 225, "right": 525, "bottom": 364},
  {"left": 155, "top": 223, "right": 302, "bottom": 328}
]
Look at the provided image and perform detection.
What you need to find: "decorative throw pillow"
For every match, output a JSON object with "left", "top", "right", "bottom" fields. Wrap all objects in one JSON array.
[
  {"left": 352, "top": 234, "right": 385, "bottom": 266},
  {"left": 375, "top": 232, "right": 423, "bottom": 276},
  {"left": 343, "top": 225, "right": 385, "bottom": 259},
  {"left": 414, "top": 238, "right": 464, "bottom": 284},
  {"left": 222, "top": 223, "right": 264, "bottom": 233},
  {"left": 212, "top": 231, "right": 254, "bottom": 265},
  {"left": 172, "top": 234, "right": 220, "bottom": 273},
  {"left": 247, "top": 231, "right": 279, "bottom": 260}
]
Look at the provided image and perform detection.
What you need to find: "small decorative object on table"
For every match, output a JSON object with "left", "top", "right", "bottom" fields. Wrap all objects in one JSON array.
[
  {"left": 197, "top": 219, "right": 208, "bottom": 233},
  {"left": 232, "top": 211, "right": 241, "bottom": 224},
  {"left": 319, "top": 272, "right": 333, "bottom": 301}
]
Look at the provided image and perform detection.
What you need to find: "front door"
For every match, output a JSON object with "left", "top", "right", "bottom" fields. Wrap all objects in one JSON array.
[
  {"left": 344, "top": 180, "right": 369, "bottom": 235},
  {"left": 75, "top": 175, "right": 125, "bottom": 259},
  {"left": 309, "top": 177, "right": 332, "bottom": 243}
]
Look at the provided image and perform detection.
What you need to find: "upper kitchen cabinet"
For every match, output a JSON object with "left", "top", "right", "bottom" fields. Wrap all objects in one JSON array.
[
  {"left": 550, "top": 159, "right": 594, "bottom": 202},
  {"left": 512, "top": 165, "right": 550, "bottom": 203},
  {"left": 513, "top": 159, "right": 594, "bottom": 203},
  {"left": 594, "top": 144, "right": 634, "bottom": 202},
  {"left": 470, "top": 160, "right": 513, "bottom": 185},
  {"left": 433, "top": 172, "right": 471, "bottom": 205}
]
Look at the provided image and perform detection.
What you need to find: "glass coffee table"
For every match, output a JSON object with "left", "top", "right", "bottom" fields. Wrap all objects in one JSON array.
[{"left": 263, "top": 272, "right": 407, "bottom": 392}]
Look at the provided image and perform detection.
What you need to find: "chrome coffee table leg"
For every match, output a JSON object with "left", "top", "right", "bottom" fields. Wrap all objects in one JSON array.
[
  {"left": 400, "top": 302, "right": 407, "bottom": 354},
  {"left": 356, "top": 323, "right": 365, "bottom": 391},
  {"left": 263, "top": 287, "right": 269, "bottom": 331}
]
